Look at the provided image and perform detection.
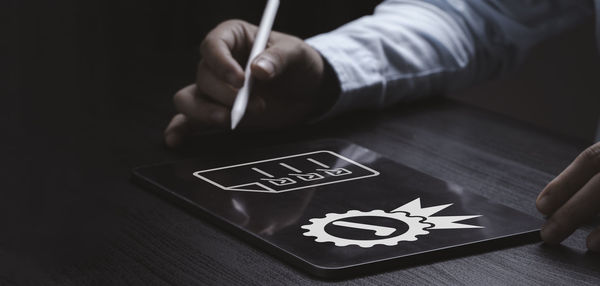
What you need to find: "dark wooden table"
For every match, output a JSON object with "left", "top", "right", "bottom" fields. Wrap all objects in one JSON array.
[{"left": 4, "top": 71, "right": 600, "bottom": 285}]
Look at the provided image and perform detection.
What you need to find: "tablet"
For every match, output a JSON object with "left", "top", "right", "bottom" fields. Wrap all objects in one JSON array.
[{"left": 132, "top": 139, "right": 542, "bottom": 278}]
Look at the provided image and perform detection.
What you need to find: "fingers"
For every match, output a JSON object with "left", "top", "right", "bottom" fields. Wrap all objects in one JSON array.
[
  {"left": 537, "top": 143, "right": 600, "bottom": 247},
  {"left": 540, "top": 172, "right": 600, "bottom": 245},
  {"left": 166, "top": 20, "right": 315, "bottom": 145},
  {"left": 172, "top": 84, "right": 229, "bottom": 126},
  {"left": 537, "top": 143, "right": 600, "bottom": 215},
  {"left": 200, "top": 20, "right": 255, "bottom": 88},
  {"left": 251, "top": 36, "right": 304, "bottom": 80},
  {"left": 164, "top": 114, "right": 188, "bottom": 148},
  {"left": 587, "top": 227, "right": 600, "bottom": 252},
  {"left": 196, "top": 61, "right": 238, "bottom": 106}
]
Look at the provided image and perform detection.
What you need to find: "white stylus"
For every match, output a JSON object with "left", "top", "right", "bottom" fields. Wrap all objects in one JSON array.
[{"left": 230, "top": 0, "right": 280, "bottom": 129}]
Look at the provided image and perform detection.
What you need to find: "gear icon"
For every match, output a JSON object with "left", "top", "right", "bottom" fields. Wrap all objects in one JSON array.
[{"left": 301, "top": 209, "right": 434, "bottom": 248}]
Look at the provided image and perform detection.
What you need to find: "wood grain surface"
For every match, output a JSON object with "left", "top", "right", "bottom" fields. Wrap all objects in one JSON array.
[{"left": 4, "top": 89, "right": 600, "bottom": 285}]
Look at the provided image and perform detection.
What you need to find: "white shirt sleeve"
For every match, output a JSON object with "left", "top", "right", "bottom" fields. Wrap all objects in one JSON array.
[{"left": 306, "top": 0, "right": 594, "bottom": 118}]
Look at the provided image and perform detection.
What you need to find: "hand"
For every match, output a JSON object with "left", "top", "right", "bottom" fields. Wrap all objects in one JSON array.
[
  {"left": 536, "top": 142, "right": 600, "bottom": 251},
  {"left": 164, "top": 20, "right": 338, "bottom": 147}
]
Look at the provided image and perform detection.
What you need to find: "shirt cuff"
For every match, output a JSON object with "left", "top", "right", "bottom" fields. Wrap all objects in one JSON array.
[{"left": 306, "top": 33, "right": 385, "bottom": 121}]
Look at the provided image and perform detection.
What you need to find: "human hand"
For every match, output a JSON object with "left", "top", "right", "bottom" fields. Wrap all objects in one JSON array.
[
  {"left": 164, "top": 20, "right": 338, "bottom": 147},
  {"left": 536, "top": 142, "right": 600, "bottom": 251}
]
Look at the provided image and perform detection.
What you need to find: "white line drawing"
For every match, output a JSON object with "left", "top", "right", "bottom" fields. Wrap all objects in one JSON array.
[
  {"left": 279, "top": 162, "right": 303, "bottom": 173},
  {"left": 307, "top": 158, "right": 330, "bottom": 168},
  {"left": 193, "top": 150, "right": 380, "bottom": 193},
  {"left": 317, "top": 168, "right": 352, "bottom": 177},
  {"left": 261, "top": 177, "right": 296, "bottom": 186},
  {"left": 252, "top": 167, "right": 274, "bottom": 178},
  {"left": 331, "top": 221, "right": 396, "bottom": 237},
  {"left": 290, "top": 172, "right": 325, "bottom": 182},
  {"left": 302, "top": 198, "right": 483, "bottom": 248},
  {"left": 227, "top": 182, "right": 276, "bottom": 192}
]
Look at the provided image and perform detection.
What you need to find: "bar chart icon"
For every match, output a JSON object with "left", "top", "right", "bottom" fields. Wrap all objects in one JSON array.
[{"left": 193, "top": 151, "right": 380, "bottom": 193}]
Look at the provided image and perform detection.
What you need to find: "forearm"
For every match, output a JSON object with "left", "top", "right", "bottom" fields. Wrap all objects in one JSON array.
[{"left": 307, "top": 0, "right": 593, "bottom": 118}]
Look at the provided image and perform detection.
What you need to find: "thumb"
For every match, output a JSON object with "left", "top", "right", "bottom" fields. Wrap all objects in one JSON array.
[{"left": 250, "top": 42, "right": 300, "bottom": 81}]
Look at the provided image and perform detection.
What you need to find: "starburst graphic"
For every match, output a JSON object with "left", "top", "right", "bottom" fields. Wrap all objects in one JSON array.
[
  {"left": 301, "top": 198, "right": 483, "bottom": 248},
  {"left": 393, "top": 198, "right": 483, "bottom": 230}
]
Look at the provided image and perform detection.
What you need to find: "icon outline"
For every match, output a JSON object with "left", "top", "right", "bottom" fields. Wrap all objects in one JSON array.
[
  {"left": 301, "top": 198, "right": 483, "bottom": 248},
  {"left": 193, "top": 150, "right": 380, "bottom": 193},
  {"left": 291, "top": 172, "right": 325, "bottom": 182},
  {"left": 261, "top": 177, "right": 297, "bottom": 186}
]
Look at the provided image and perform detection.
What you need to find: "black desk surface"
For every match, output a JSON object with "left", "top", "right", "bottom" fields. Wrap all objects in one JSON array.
[
  {"left": 4, "top": 30, "right": 600, "bottom": 283},
  {"left": 5, "top": 81, "right": 600, "bottom": 284}
]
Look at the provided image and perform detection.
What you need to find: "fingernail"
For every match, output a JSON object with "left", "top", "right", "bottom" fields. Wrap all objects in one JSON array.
[
  {"left": 165, "top": 133, "right": 181, "bottom": 148},
  {"left": 587, "top": 233, "right": 600, "bottom": 252},
  {"left": 536, "top": 195, "right": 549, "bottom": 214},
  {"left": 227, "top": 73, "right": 243, "bottom": 88},
  {"left": 255, "top": 58, "right": 275, "bottom": 77}
]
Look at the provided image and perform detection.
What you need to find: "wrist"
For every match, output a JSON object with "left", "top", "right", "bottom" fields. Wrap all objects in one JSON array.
[{"left": 304, "top": 47, "right": 341, "bottom": 122}]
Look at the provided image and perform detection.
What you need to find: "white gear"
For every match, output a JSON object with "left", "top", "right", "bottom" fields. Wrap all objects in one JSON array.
[{"left": 301, "top": 209, "right": 433, "bottom": 248}]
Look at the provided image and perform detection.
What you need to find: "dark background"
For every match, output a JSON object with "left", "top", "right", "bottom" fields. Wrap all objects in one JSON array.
[{"left": 7, "top": 0, "right": 383, "bottom": 138}]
